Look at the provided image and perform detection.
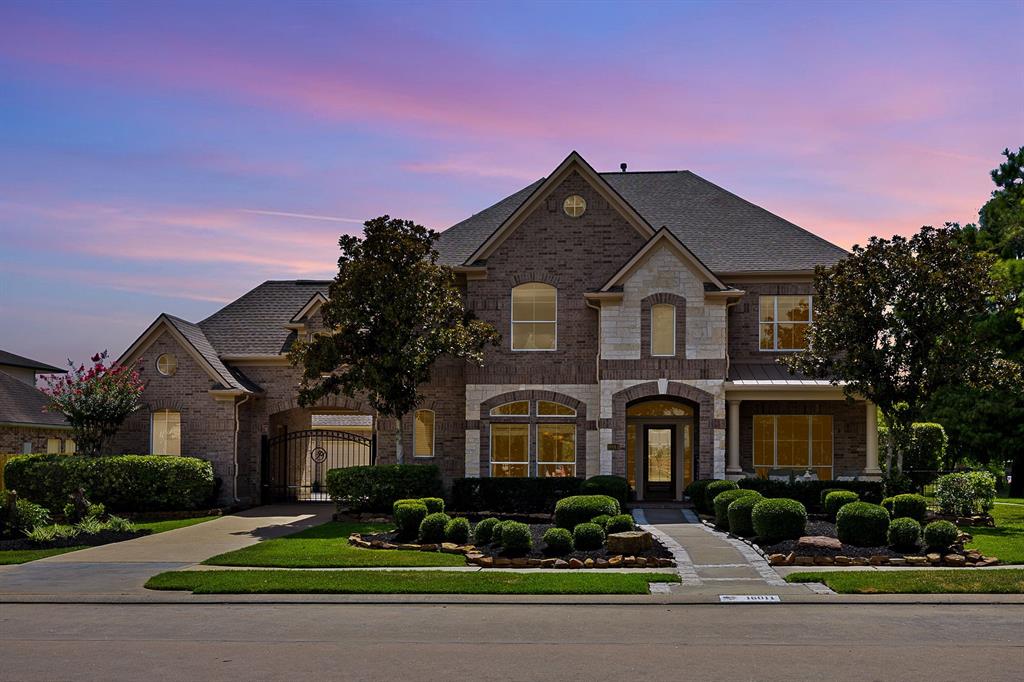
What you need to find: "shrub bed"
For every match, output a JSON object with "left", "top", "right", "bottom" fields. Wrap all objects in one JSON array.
[
  {"left": 572, "top": 522, "right": 605, "bottom": 551},
  {"left": 450, "top": 477, "right": 583, "bottom": 513},
  {"left": 737, "top": 478, "right": 884, "bottom": 512},
  {"left": 888, "top": 517, "right": 922, "bottom": 551},
  {"left": 326, "top": 465, "right": 442, "bottom": 513},
  {"left": 393, "top": 500, "right": 428, "bottom": 539},
  {"left": 444, "top": 517, "right": 470, "bottom": 544},
  {"left": 4, "top": 454, "right": 215, "bottom": 512},
  {"left": 713, "top": 489, "right": 760, "bottom": 530},
  {"left": 836, "top": 502, "right": 890, "bottom": 547},
  {"left": 605, "top": 514, "right": 635, "bottom": 534},
  {"left": 885, "top": 494, "right": 928, "bottom": 522},
  {"left": 418, "top": 512, "right": 451, "bottom": 544},
  {"left": 924, "top": 520, "right": 959, "bottom": 551},
  {"left": 554, "top": 495, "right": 620, "bottom": 530},
  {"left": 579, "top": 476, "right": 630, "bottom": 507},
  {"left": 473, "top": 517, "right": 500, "bottom": 544},
  {"left": 542, "top": 527, "right": 573, "bottom": 555},
  {"left": 726, "top": 494, "right": 761, "bottom": 537},
  {"left": 824, "top": 491, "right": 859, "bottom": 520},
  {"left": 702, "top": 480, "right": 738, "bottom": 514},
  {"left": 751, "top": 498, "right": 807, "bottom": 542}
]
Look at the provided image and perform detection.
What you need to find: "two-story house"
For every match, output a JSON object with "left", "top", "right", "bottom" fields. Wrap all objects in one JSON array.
[{"left": 112, "top": 152, "right": 882, "bottom": 505}]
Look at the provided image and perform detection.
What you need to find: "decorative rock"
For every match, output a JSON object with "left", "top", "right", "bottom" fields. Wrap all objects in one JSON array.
[
  {"left": 869, "top": 555, "right": 889, "bottom": 565},
  {"left": 768, "top": 553, "right": 788, "bottom": 566},
  {"left": 465, "top": 552, "right": 484, "bottom": 564},
  {"left": 965, "top": 550, "right": 982, "bottom": 562},
  {"left": 623, "top": 556, "right": 637, "bottom": 567},
  {"left": 794, "top": 555, "right": 815, "bottom": 566},
  {"left": 977, "top": 557, "right": 1000, "bottom": 567},
  {"left": 608, "top": 555, "right": 624, "bottom": 567},
  {"left": 457, "top": 545, "right": 476, "bottom": 554},
  {"left": 606, "top": 531, "right": 653, "bottom": 555},
  {"left": 369, "top": 540, "right": 384, "bottom": 549},
  {"left": 418, "top": 544, "right": 439, "bottom": 552},
  {"left": 541, "top": 558, "right": 558, "bottom": 568},
  {"left": 440, "top": 543, "right": 462, "bottom": 554},
  {"left": 553, "top": 559, "right": 570, "bottom": 569},
  {"left": 584, "top": 558, "right": 595, "bottom": 568},
  {"left": 493, "top": 557, "right": 511, "bottom": 567},
  {"left": 784, "top": 552, "right": 796, "bottom": 565},
  {"left": 834, "top": 556, "right": 851, "bottom": 566},
  {"left": 850, "top": 557, "right": 869, "bottom": 566},
  {"left": 398, "top": 544, "right": 421, "bottom": 551},
  {"left": 568, "top": 558, "right": 584, "bottom": 569},
  {"left": 813, "top": 555, "right": 835, "bottom": 565},
  {"left": 511, "top": 558, "right": 529, "bottom": 567},
  {"left": 905, "top": 556, "right": 929, "bottom": 566},
  {"left": 595, "top": 558, "right": 609, "bottom": 569},
  {"left": 634, "top": 557, "right": 647, "bottom": 568},
  {"left": 888, "top": 558, "right": 906, "bottom": 566},
  {"left": 528, "top": 558, "right": 543, "bottom": 567},
  {"left": 659, "top": 558, "right": 675, "bottom": 568},
  {"left": 381, "top": 543, "right": 398, "bottom": 550},
  {"left": 926, "top": 553, "right": 942, "bottom": 564},
  {"left": 943, "top": 554, "right": 966, "bottom": 567},
  {"left": 797, "top": 535, "right": 843, "bottom": 551},
  {"left": 479, "top": 556, "right": 494, "bottom": 568}
]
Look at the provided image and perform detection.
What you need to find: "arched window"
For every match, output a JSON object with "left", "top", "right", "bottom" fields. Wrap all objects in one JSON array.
[
  {"left": 151, "top": 409, "right": 181, "bottom": 456},
  {"left": 511, "top": 283, "right": 556, "bottom": 350},
  {"left": 490, "top": 401, "right": 530, "bottom": 416},
  {"left": 413, "top": 409, "right": 435, "bottom": 458},
  {"left": 651, "top": 304, "right": 675, "bottom": 356}
]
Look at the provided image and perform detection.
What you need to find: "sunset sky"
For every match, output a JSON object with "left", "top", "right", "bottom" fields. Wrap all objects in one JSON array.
[{"left": 1, "top": 0, "right": 1021, "bottom": 366}]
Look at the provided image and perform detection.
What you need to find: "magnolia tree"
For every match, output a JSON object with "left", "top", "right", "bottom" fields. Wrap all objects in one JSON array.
[{"left": 43, "top": 351, "right": 145, "bottom": 456}]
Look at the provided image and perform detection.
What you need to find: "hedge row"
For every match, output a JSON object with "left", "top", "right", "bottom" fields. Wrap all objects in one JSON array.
[
  {"left": 326, "top": 465, "right": 442, "bottom": 512},
  {"left": 3, "top": 454, "right": 216, "bottom": 512},
  {"left": 737, "top": 478, "right": 883, "bottom": 512}
]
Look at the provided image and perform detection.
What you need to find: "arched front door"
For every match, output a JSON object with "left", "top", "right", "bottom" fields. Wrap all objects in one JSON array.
[{"left": 626, "top": 397, "right": 696, "bottom": 501}]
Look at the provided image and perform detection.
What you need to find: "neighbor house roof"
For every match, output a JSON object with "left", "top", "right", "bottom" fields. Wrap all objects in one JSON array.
[
  {"left": 0, "top": 350, "right": 65, "bottom": 374},
  {"left": 0, "top": 371, "right": 69, "bottom": 428},
  {"left": 435, "top": 168, "right": 849, "bottom": 272}
]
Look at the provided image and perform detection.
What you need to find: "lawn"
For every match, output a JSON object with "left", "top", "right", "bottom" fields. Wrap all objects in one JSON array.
[
  {"left": 146, "top": 569, "right": 680, "bottom": 595},
  {"left": 203, "top": 522, "right": 466, "bottom": 568},
  {"left": 966, "top": 500, "right": 1024, "bottom": 564},
  {"left": 787, "top": 569, "right": 1024, "bottom": 594},
  {"left": 132, "top": 515, "right": 220, "bottom": 534},
  {"left": 0, "top": 546, "right": 89, "bottom": 565}
]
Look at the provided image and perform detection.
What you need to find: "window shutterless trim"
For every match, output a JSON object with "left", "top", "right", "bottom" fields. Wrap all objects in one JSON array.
[
  {"left": 510, "top": 283, "right": 557, "bottom": 351},
  {"left": 650, "top": 303, "right": 676, "bottom": 357},
  {"left": 752, "top": 414, "right": 833, "bottom": 475},
  {"left": 535, "top": 422, "right": 577, "bottom": 477},
  {"left": 412, "top": 409, "right": 435, "bottom": 458},
  {"left": 758, "top": 295, "right": 813, "bottom": 352},
  {"left": 489, "top": 422, "right": 530, "bottom": 477}
]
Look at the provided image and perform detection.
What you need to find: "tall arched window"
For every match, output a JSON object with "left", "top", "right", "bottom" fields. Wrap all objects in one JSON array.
[
  {"left": 651, "top": 304, "right": 675, "bottom": 356},
  {"left": 511, "top": 283, "right": 556, "bottom": 350},
  {"left": 151, "top": 409, "right": 181, "bottom": 456},
  {"left": 413, "top": 409, "right": 435, "bottom": 458}
]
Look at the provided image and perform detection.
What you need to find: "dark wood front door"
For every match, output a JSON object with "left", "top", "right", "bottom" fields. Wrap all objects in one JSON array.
[{"left": 643, "top": 424, "right": 677, "bottom": 500}]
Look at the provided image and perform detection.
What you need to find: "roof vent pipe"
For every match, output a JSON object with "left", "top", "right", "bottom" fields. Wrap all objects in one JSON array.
[{"left": 620, "top": 163, "right": 627, "bottom": 173}]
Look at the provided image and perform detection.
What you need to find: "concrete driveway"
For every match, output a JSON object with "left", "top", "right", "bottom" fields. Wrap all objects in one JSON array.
[{"left": 0, "top": 504, "right": 333, "bottom": 596}]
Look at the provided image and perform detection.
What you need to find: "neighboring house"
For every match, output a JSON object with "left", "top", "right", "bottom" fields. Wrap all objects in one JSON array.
[
  {"left": 0, "top": 350, "right": 72, "bottom": 454},
  {"left": 113, "top": 152, "right": 881, "bottom": 505}
]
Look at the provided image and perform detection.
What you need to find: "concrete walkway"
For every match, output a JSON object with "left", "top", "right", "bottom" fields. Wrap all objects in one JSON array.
[{"left": 0, "top": 504, "right": 333, "bottom": 596}]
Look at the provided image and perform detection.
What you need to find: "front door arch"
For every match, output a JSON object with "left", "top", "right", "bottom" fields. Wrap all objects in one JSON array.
[{"left": 626, "top": 397, "right": 696, "bottom": 501}]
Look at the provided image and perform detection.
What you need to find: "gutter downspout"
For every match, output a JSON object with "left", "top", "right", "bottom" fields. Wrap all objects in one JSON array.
[
  {"left": 724, "top": 298, "right": 742, "bottom": 380},
  {"left": 585, "top": 298, "right": 602, "bottom": 383},
  {"left": 233, "top": 394, "right": 251, "bottom": 503}
]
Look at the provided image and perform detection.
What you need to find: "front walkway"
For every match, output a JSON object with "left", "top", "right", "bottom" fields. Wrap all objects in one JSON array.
[{"left": 0, "top": 504, "right": 333, "bottom": 596}]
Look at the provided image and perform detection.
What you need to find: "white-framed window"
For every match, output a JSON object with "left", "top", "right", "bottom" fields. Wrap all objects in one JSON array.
[
  {"left": 46, "top": 438, "right": 62, "bottom": 454},
  {"left": 511, "top": 283, "right": 556, "bottom": 351},
  {"left": 537, "top": 423, "right": 576, "bottom": 477},
  {"left": 651, "top": 304, "right": 676, "bottom": 356},
  {"left": 413, "top": 409, "right": 435, "bottom": 458},
  {"left": 753, "top": 415, "right": 833, "bottom": 480},
  {"left": 537, "top": 400, "right": 576, "bottom": 417},
  {"left": 490, "top": 400, "right": 530, "bottom": 417},
  {"left": 759, "top": 295, "right": 812, "bottom": 351},
  {"left": 490, "top": 423, "right": 529, "bottom": 477},
  {"left": 156, "top": 353, "right": 178, "bottom": 376},
  {"left": 151, "top": 409, "right": 181, "bottom": 456},
  {"left": 65, "top": 439, "right": 76, "bottom": 454}
]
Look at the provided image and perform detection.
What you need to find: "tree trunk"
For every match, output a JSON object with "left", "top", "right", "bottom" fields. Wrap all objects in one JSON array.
[{"left": 394, "top": 415, "right": 404, "bottom": 465}]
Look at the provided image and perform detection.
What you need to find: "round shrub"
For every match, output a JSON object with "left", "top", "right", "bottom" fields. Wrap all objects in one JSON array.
[
  {"left": 881, "top": 497, "right": 895, "bottom": 517},
  {"left": 393, "top": 501, "right": 428, "bottom": 539},
  {"left": 580, "top": 475, "right": 630, "bottom": 507},
  {"left": 572, "top": 522, "right": 605, "bottom": 550},
  {"left": 726, "top": 494, "right": 761, "bottom": 537},
  {"left": 836, "top": 502, "right": 890, "bottom": 547},
  {"left": 684, "top": 479, "right": 715, "bottom": 512},
  {"left": 444, "top": 517, "right": 470, "bottom": 544},
  {"left": 819, "top": 487, "right": 846, "bottom": 507},
  {"left": 500, "top": 521, "right": 532, "bottom": 555},
  {"left": 605, "top": 514, "right": 635, "bottom": 534},
  {"left": 888, "top": 517, "right": 922, "bottom": 551},
  {"left": 491, "top": 520, "right": 510, "bottom": 545},
  {"left": 824, "top": 490, "right": 860, "bottom": 520},
  {"left": 542, "top": 527, "right": 574, "bottom": 555},
  {"left": 473, "top": 517, "right": 500, "bottom": 544},
  {"left": 703, "top": 480, "right": 739, "bottom": 514},
  {"left": 554, "top": 495, "right": 620, "bottom": 530},
  {"left": 888, "top": 494, "right": 928, "bottom": 523},
  {"left": 751, "top": 498, "right": 807, "bottom": 542},
  {"left": 420, "top": 497, "right": 445, "bottom": 515},
  {"left": 590, "top": 514, "right": 611, "bottom": 530},
  {"left": 713, "top": 489, "right": 761, "bottom": 529},
  {"left": 923, "top": 520, "right": 959, "bottom": 550},
  {"left": 418, "top": 512, "right": 451, "bottom": 544}
]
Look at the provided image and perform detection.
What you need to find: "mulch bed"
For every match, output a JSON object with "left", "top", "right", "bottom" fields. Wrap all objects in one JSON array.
[
  {"left": 0, "top": 529, "right": 152, "bottom": 552},
  {"left": 756, "top": 520, "right": 904, "bottom": 558}
]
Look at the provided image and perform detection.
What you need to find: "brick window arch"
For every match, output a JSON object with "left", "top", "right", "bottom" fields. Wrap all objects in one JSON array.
[{"left": 640, "top": 293, "right": 686, "bottom": 359}]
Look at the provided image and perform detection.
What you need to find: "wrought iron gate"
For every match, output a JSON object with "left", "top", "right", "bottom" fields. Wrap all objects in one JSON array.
[{"left": 262, "top": 429, "right": 374, "bottom": 503}]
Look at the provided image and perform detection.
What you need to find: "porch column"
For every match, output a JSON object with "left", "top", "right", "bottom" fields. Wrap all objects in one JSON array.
[
  {"left": 864, "top": 401, "right": 881, "bottom": 475},
  {"left": 726, "top": 399, "right": 742, "bottom": 477}
]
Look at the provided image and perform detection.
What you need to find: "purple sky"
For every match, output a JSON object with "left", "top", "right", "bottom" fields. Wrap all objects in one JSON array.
[{"left": 1, "top": 0, "right": 1021, "bottom": 367}]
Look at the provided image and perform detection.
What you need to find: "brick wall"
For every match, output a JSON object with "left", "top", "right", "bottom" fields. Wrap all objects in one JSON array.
[
  {"left": 725, "top": 281, "right": 813, "bottom": 363},
  {"left": 0, "top": 426, "right": 74, "bottom": 454}
]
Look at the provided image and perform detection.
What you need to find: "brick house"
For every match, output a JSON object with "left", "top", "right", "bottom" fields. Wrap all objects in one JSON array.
[
  {"left": 0, "top": 350, "right": 72, "bottom": 455},
  {"left": 112, "top": 152, "right": 881, "bottom": 505}
]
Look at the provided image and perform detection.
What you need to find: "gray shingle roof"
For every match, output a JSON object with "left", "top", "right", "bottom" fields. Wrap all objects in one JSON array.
[
  {"left": 728, "top": 362, "right": 823, "bottom": 383},
  {"left": 435, "top": 171, "right": 848, "bottom": 272},
  {"left": 0, "top": 371, "right": 69, "bottom": 427},
  {"left": 164, "top": 315, "right": 257, "bottom": 392},
  {"left": 0, "top": 350, "right": 65, "bottom": 374}
]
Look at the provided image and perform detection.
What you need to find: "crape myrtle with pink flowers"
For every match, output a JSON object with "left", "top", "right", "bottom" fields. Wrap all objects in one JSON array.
[{"left": 42, "top": 351, "right": 145, "bottom": 456}]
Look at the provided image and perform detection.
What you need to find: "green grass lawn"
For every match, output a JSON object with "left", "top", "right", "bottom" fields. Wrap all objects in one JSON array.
[
  {"left": 787, "top": 569, "right": 1024, "bottom": 594},
  {"left": 132, "top": 515, "right": 220, "bottom": 534},
  {"left": 0, "top": 546, "right": 89, "bottom": 565},
  {"left": 203, "top": 522, "right": 466, "bottom": 568},
  {"left": 146, "top": 569, "right": 680, "bottom": 595},
  {"left": 966, "top": 500, "right": 1024, "bottom": 564}
]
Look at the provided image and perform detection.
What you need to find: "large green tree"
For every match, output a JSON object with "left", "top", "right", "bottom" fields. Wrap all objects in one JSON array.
[
  {"left": 291, "top": 216, "right": 498, "bottom": 463},
  {"left": 783, "top": 226, "right": 1005, "bottom": 485}
]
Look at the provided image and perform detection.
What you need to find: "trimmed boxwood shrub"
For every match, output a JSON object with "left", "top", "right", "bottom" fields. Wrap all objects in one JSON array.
[
  {"left": 444, "top": 517, "right": 470, "bottom": 544},
  {"left": 923, "top": 520, "right": 959, "bottom": 550},
  {"left": 491, "top": 520, "right": 510, "bottom": 545},
  {"left": 738, "top": 478, "right": 884, "bottom": 512},
  {"left": 418, "top": 512, "right": 451, "bottom": 543},
  {"left": 726, "top": 494, "right": 761, "bottom": 537},
  {"left": 325, "top": 464, "right": 442, "bottom": 512},
  {"left": 580, "top": 475, "right": 630, "bottom": 507},
  {"left": 420, "top": 497, "right": 445, "bottom": 514},
  {"left": 605, "top": 514, "right": 635, "bottom": 534},
  {"left": 572, "top": 522, "right": 605, "bottom": 550},
  {"left": 542, "top": 527, "right": 574, "bottom": 555},
  {"left": 473, "top": 517, "right": 500, "bottom": 544},
  {"left": 881, "top": 496, "right": 895, "bottom": 516},
  {"left": 703, "top": 480, "right": 739, "bottom": 515},
  {"left": 713, "top": 489, "right": 761, "bottom": 530},
  {"left": 393, "top": 500, "right": 428, "bottom": 539},
  {"left": 836, "top": 502, "right": 890, "bottom": 547},
  {"left": 554, "top": 495, "right": 620, "bottom": 530},
  {"left": 499, "top": 521, "right": 532, "bottom": 555},
  {"left": 888, "top": 517, "right": 922, "bottom": 551},
  {"left": 888, "top": 493, "right": 928, "bottom": 522},
  {"left": 751, "top": 498, "right": 807, "bottom": 542},
  {"left": 819, "top": 487, "right": 845, "bottom": 507},
  {"left": 684, "top": 479, "right": 716, "bottom": 512},
  {"left": 824, "top": 490, "right": 860, "bottom": 520},
  {"left": 3, "top": 454, "right": 215, "bottom": 512},
  {"left": 590, "top": 514, "right": 611, "bottom": 529},
  {"left": 450, "top": 477, "right": 582, "bottom": 513}
]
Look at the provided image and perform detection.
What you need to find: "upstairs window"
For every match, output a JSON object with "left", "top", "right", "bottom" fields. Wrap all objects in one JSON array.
[
  {"left": 759, "top": 295, "right": 812, "bottom": 351},
  {"left": 413, "top": 409, "right": 435, "bottom": 457},
  {"left": 151, "top": 409, "right": 181, "bottom": 456},
  {"left": 651, "top": 304, "right": 676, "bottom": 356},
  {"left": 511, "top": 283, "right": 556, "bottom": 350}
]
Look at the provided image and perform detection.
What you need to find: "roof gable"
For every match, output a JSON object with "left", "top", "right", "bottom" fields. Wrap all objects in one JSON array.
[
  {"left": 289, "top": 292, "right": 328, "bottom": 325},
  {"left": 0, "top": 350, "right": 65, "bottom": 374},
  {"left": 600, "top": 227, "right": 729, "bottom": 292}
]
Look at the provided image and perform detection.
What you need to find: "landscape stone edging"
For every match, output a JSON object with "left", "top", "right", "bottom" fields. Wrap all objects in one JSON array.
[{"left": 346, "top": 533, "right": 676, "bottom": 570}]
